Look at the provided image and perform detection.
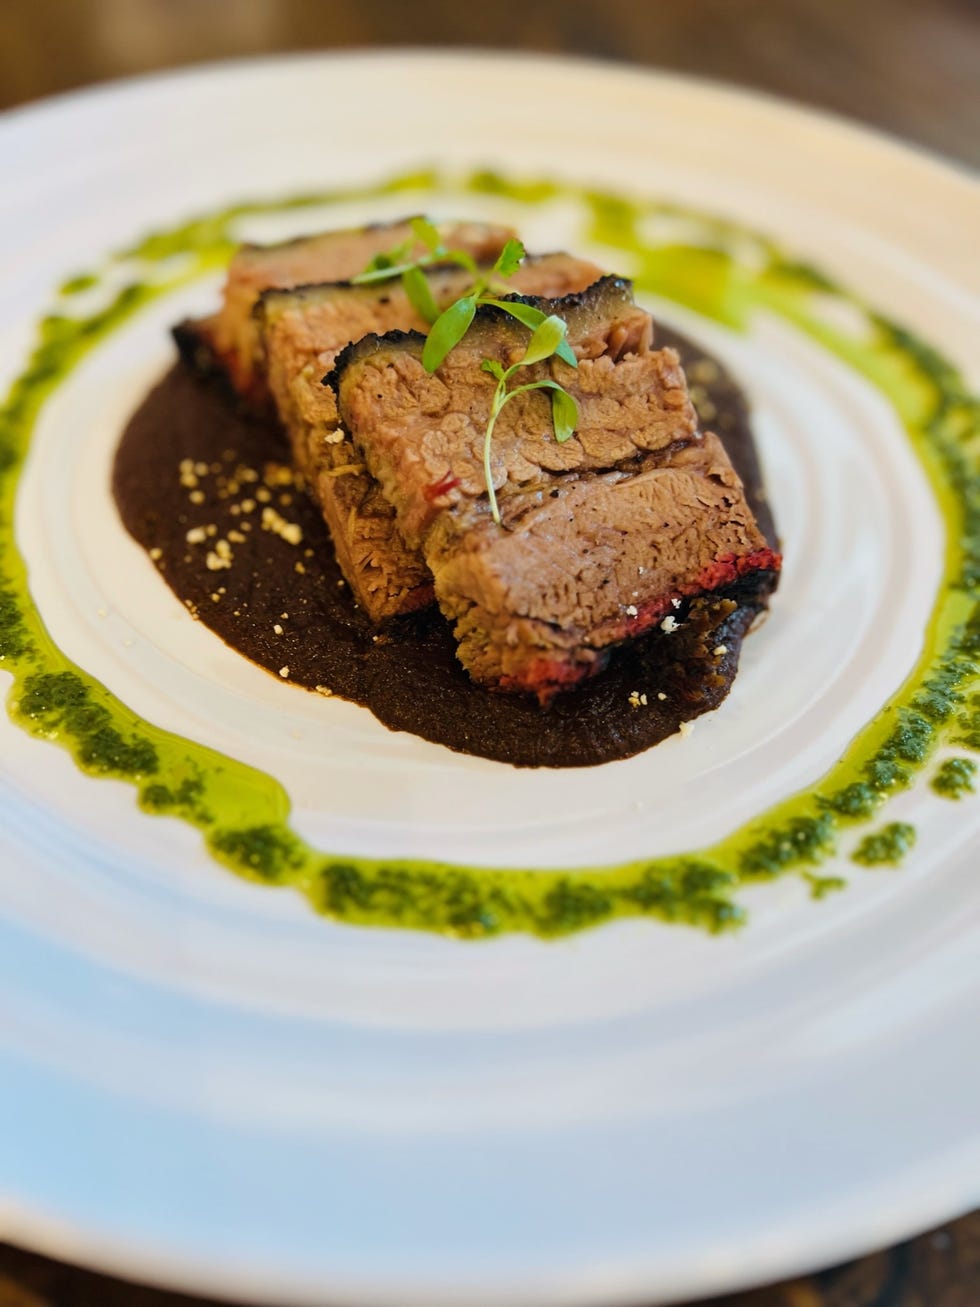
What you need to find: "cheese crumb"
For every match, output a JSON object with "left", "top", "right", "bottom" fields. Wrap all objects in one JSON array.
[
  {"left": 205, "top": 550, "right": 231, "bottom": 571},
  {"left": 261, "top": 505, "right": 303, "bottom": 546},
  {"left": 278, "top": 666, "right": 290, "bottom": 679},
  {"left": 657, "top": 692, "right": 667, "bottom": 701},
  {"left": 660, "top": 615, "right": 679, "bottom": 633},
  {"left": 678, "top": 720, "right": 695, "bottom": 738},
  {"left": 265, "top": 462, "right": 295, "bottom": 487},
  {"left": 688, "top": 358, "right": 720, "bottom": 385},
  {"left": 273, "top": 623, "right": 283, "bottom": 635},
  {"left": 185, "top": 526, "right": 207, "bottom": 544},
  {"left": 148, "top": 547, "right": 162, "bottom": 561},
  {"left": 188, "top": 489, "right": 205, "bottom": 505},
  {"left": 712, "top": 644, "right": 728, "bottom": 656},
  {"left": 625, "top": 604, "right": 638, "bottom": 617},
  {"left": 314, "top": 685, "right": 333, "bottom": 696}
]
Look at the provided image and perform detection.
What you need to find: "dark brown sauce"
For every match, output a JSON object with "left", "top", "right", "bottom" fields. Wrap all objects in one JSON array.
[{"left": 112, "top": 328, "right": 778, "bottom": 767}]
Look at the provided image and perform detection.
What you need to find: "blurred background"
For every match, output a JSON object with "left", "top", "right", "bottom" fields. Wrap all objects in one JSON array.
[
  {"left": 1, "top": 0, "right": 978, "bottom": 168},
  {"left": 0, "top": 3, "right": 978, "bottom": 1306}
]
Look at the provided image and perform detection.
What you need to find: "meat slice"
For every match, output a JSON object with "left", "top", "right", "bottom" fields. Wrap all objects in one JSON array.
[
  {"left": 173, "top": 217, "right": 515, "bottom": 406},
  {"left": 335, "top": 279, "right": 781, "bottom": 697},
  {"left": 256, "top": 252, "right": 603, "bottom": 621}
]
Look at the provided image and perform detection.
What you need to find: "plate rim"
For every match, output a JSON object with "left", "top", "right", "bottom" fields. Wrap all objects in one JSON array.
[{"left": 1, "top": 47, "right": 978, "bottom": 1307}]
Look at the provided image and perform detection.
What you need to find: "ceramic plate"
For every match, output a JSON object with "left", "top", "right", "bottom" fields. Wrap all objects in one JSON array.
[{"left": 0, "top": 52, "right": 978, "bottom": 1307}]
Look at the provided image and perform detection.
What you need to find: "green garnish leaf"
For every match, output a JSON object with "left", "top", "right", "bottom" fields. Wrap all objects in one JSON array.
[
  {"left": 403, "top": 264, "right": 441, "bottom": 324},
  {"left": 484, "top": 302, "right": 578, "bottom": 367},
  {"left": 483, "top": 299, "right": 546, "bottom": 329},
  {"left": 351, "top": 259, "right": 415, "bottom": 285},
  {"left": 423, "top": 295, "right": 477, "bottom": 372},
  {"left": 493, "top": 238, "right": 526, "bottom": 278},
  {"left": 554, "top": 338, "right": 578, "bottom": 367},
  {"left": 481, "top": 358, "right": 506, "bottom": 381},
  {"left": 522, "top": 314, "right": 570, "bottom": 366},
  {"left": 409, "top": 216, "right": 443, "bottom": 253},
  {"left": 550, "top": 386, "right": 579, "bottom": 442}
]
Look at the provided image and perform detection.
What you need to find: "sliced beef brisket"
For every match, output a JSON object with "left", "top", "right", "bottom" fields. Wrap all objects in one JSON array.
[
  {"left": 173, "top": 217, "right": 514, "bottom": 407},
  {"left": 335, "top": 279, "right": 780, "bottom": 698},
  {"left": 256, "top": 252, "right": 603, "bottom": 621}
]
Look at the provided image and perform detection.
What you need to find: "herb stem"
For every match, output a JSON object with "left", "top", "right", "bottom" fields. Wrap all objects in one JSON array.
[{"left": 484, "top": 391, "right": 505, "bottom": 525}]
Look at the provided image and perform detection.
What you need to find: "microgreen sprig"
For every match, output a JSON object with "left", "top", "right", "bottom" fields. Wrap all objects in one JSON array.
[
  {"left": 480, "top": 315, "right": 579, "bottom": 526},
  {"left": 351, "top": 216, "right": 477, "bottom": 325},
  {"left": 353, "top": 219, "right": 580, "bottom": 525},
  {"left": 351, "top": 219, "right": 577, "bottom": 372}
]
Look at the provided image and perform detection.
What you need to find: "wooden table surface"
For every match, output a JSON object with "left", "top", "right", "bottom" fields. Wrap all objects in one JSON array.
[{"left": 0, "top": 1, "right": 977, "bottom": 1305}]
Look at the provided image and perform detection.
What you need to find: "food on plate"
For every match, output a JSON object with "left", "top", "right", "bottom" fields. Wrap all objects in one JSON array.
[
  {"left": 114, "top": 216, "right": 781, "bottom": 765},
  {"left": 334, "top": 277, "right": 778, "bottom": 697},
  {"left": 255, "top": 250, "right": 601, "bottom": 620},
  {"left": 174, "top": 217, "right": 516, "bottom": 405}
]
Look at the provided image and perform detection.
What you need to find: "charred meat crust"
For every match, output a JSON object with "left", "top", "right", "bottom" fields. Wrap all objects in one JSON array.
[
  {"left": 326, "top": 329, "right": 427, "bottom": 389},
  {"left": 325, "top": 275, "right": 643, "bottom": 388}
]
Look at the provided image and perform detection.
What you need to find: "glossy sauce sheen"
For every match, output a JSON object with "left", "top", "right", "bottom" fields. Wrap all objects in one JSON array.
[{"left": 112, "top": 327, "right": 778, "bottom": 767}]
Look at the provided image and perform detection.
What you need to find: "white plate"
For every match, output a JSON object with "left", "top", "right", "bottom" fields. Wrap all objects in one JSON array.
[{"left": 0, "top": 52, "right": 978, "bottom": 1307}]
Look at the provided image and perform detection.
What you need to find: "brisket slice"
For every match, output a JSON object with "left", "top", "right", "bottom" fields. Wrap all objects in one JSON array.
[
  {"left": 335, "top": 279, "right": 781, "bottom": 698},
  {"left": 255, "top": 252, "right": 603, "bottom": 622},
  {"left": 173, "top": 217, "right": 515, "bottom": 408}
]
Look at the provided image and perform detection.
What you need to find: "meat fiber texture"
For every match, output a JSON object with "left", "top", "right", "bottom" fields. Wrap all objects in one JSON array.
[
  {"left": 256, "top": 252, "right": 603, "bottom": 621},
  {"left": 173, "top": 217, "right": 515, "bottom": 407},
  {"left": 335, "top": 278, "right": 781, "bottom": 698}
]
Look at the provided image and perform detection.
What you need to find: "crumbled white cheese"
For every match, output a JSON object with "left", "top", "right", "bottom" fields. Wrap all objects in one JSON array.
[
  {"left": 278, "top": 666, "right": 290, "bottom": 679},
  {"left": 661, "top": 615, "right": 679, "bottom": 633},
  {"left": 261, "top": 505, "right": 303, "bottom": 546},
  {"left": 678, "top": 720, "right": 695, "bottom": 738},
  {"left": 712, "top": 644, "right": 728, "bottom": 656},
  {"left": 625, "top": 604, "right": 638, "bottom": 617}
]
